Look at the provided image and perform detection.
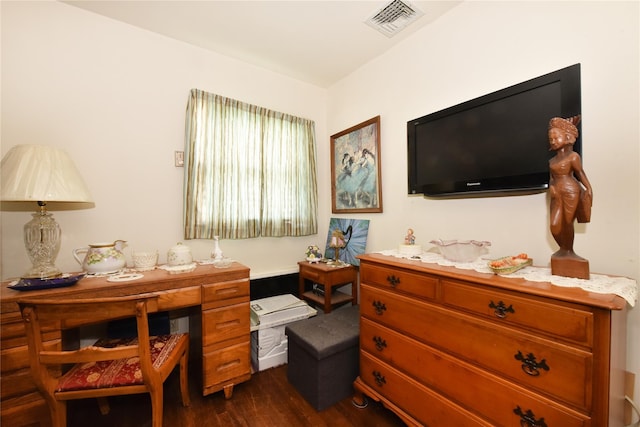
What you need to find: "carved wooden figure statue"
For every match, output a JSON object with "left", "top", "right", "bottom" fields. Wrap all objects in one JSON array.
[{"left": 548, "top": 115, "right": 593, "bottom": 279}]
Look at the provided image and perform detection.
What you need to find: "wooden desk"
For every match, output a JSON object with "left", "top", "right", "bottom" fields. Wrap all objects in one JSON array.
[
  {"left": 298, "top": 261, "right": 358, "bottom": 313},
  {"left": 0, "top": 263, "right": 251, "bottom": 427}
]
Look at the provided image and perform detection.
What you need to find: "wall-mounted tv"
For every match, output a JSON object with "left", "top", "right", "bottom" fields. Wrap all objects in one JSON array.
[{"left": 407, "top": 64, "right": 581, "bottom": 197}]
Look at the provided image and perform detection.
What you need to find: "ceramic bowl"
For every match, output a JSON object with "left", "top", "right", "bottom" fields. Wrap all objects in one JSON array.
[{"left": 132, "top": 251, "right": 158, "bottom": 271}]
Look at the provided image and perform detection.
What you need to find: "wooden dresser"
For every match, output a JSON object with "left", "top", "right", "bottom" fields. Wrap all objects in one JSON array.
[
  {"left": 0, "top": 263, "right": 251, "bottom": 427},
  {"left": 354, "top": 253, "right": 627, "bottom": 427}
]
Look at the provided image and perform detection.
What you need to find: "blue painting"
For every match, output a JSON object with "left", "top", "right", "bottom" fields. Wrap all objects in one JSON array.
[
  {"left": 324, "top": 218, "right": 370, "bottom": 266},
  {"left": 331, "top": 116, "right": 382, "bottom": 213}
]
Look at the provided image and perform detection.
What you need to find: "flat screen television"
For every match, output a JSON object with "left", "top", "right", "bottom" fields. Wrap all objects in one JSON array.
[{"left": 407, "top": 64, "right": 581, "bottom": 197}]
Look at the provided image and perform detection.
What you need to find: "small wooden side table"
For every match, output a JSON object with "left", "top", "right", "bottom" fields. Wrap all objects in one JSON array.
[{"left": 298, "top": 261, "right": 358, "bottom": 313}]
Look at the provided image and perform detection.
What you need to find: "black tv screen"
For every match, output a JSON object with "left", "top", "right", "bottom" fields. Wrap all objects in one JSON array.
[{"left": 407, "top": 64, "right": 581, "bottom": 197}]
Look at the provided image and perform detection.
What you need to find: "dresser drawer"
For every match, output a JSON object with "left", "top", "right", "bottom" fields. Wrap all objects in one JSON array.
[
  {"left": 441, "top": 279, "right": 594, "bottom": 347},
  {"left": 360, "top": 263, "right": 437, "bottom": 301},
  {"left": 361, "top": 319, "right": 590, "bottom": 426},
  {"left": 202, "top": 279, "right": 249, "bottom": 310},
  {"left": 359, "top": 352, "right": 494, "bottom": 427},
  {"left": 361, "top": 284, "right": 592, "bottom": 411},
  {"left": 202, "top": 303, "right": 250, "bottom": 346}
]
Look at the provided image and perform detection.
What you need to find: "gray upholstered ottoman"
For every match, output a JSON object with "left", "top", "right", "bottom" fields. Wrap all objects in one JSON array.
[{"left": 285, "top": 304, "right": 360, "bottom": 411}]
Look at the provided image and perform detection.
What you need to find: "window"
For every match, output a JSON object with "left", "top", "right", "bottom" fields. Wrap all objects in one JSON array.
[{"left": 183, "top": 89, "right": 318, "bottom": 239}]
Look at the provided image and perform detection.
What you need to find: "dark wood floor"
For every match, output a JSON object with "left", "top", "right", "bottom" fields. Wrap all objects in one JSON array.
[{"left": 67, "top": 364, "right": 405, "bottom": 427}]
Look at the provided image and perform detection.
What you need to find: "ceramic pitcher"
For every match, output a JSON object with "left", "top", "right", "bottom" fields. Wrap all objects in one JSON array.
[{"left": 73, "top": 240, "right": 127, "bottom": 274}]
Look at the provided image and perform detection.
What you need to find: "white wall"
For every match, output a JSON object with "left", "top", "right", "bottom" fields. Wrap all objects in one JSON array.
[
  {"left": 327, "top": 0, "right": 640, "bottom": 405},
  {"left": 2, "top": 0, "right": 639, "bottom": 405},
  {"left": 1, "top": 1, "right": 330, "bottom": 280}
]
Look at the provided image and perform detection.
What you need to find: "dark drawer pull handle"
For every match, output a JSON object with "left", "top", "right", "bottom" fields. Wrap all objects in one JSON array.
[
  {"left": 515, "top": 351, "right": 550, "bottom": 376},
  {"left": 373, "top": 336, "right": 387, "bottom": 351},
  {"left": 386, "top": 275, "right": 400, "bottom": 287},
  {"left": 513, "top": 406, "right": 547, "bottom": 427},
  {"left": 489, "top": 300, "right": 515, "bottom": 319},
  {"left": 372, "top": 370, "right": 386, "bottom": 387},
  {"left": 372, "top": 300, "right": 387, "bottom": 315}
]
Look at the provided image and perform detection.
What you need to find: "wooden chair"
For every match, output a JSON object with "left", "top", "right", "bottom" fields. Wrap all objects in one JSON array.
[{"left": 18, "top": 294, "right": 190, "bottom": 427}]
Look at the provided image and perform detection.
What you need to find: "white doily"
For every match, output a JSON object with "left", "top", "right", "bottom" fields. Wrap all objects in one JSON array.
[{"left": 377, "top": 249, "right": 638, "bottom": 307}]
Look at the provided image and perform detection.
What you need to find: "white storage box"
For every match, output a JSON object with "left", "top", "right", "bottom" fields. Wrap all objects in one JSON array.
[
  {"left": 251, "top": 328, "right": 289, "bottom": 371},
  {"left": 250, "top": 294, "right": 316, "bottom": 372}
]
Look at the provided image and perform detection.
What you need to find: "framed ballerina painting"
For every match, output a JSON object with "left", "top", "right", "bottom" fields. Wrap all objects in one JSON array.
[{"left": 330, "top": 116, "right": 382, "bottom": 213}]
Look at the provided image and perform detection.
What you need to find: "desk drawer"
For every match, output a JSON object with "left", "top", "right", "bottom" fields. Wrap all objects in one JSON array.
[
  {"left": 2, "top": 320, "right": 59, "bottom": 349},
  {"left": 0, "top": 391, "right": 51, "bottom": 427},
  {"left": 2, "top": 340, "right": 59, "bottom": 373},
  {"left": 203, "top": 338, "right": 250, "bottom": 389},
  {"left": 299, "top": 263, "right": 357, "bottom": 285},
  {"left": 0, "top": 313, "right": 25, "bottom": 339},
  {"left": 441, "top": 279, "right": 593, "bottom": 347},
  {"left": 157, "top": 286, "right": 201, "bottom": 311},
  {"left": 0, "top": 369, "right": 39, "bottom": 401},
  {"left": 360, "top": 263, "right": 437, "bottom": 301},
  {"left": 202, "top": 280, "right": 249, "bottom": 310},
  {"left": 202, "top": 303, "right": 250, "bottom": 346}
]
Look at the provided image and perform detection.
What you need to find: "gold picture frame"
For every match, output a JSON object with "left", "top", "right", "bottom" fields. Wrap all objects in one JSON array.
[{"left": 330, "top": 116, "right": 382, "bottom": 213}]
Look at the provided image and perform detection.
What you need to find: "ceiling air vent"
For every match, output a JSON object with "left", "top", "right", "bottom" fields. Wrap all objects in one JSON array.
[{"left": 365, "top": 0, "right": 424, "bottom": 38}]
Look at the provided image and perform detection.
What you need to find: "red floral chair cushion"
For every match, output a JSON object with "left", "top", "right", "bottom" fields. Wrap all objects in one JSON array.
[{"left": 56, "top": 334, "right": 186, "bottom": 391}]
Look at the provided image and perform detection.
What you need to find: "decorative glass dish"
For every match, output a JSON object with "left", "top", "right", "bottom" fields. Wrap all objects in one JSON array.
[
  {"left": 8, "top": 273, "right": 86, "bottom": 291},
  {"left": 107, "top": 273, "right": 144, "bottom": 282},
  {"left": 488, "top": 255, "right": 533, "bottom": 275},
  {"left": 429, "top": 239, "right": 491, "bottom": 262},
  {"left": 160, "top": 263, "right": 197, "bottom": 274},
  {"left": 212, "top": 258, "right": 233, "bottom": 268}
]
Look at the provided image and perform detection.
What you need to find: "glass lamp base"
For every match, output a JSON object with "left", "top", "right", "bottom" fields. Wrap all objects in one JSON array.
[{"left": 23, "top": 207, "right": 62, "bottom": 279}]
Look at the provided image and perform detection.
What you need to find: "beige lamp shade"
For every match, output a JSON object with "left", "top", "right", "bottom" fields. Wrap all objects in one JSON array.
[{"left": 1, "top": 144, "right": 93, "bottom": 203}]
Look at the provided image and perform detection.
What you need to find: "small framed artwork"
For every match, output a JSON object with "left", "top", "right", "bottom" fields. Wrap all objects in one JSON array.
[
  {"left": 330, "top": 116, "right": 382, "bottom": 213},
  {"left": 324, "top": 218, "right": 370, "bottom": 266}
]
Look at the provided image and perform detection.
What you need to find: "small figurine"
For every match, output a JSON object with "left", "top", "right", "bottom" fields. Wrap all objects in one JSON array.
[
  {"left": 305, "top": 245, "right": 322, "bottom": 263},
  {"left": 404, "top": 228, "right": 416, "bottom": 245}
]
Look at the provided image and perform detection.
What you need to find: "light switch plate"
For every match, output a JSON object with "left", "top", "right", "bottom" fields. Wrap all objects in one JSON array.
[{"left": 174, "top": 151, "right": 184, "bottom": 167}]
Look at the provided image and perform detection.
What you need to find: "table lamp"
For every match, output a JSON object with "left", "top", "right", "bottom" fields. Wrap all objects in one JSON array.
[
  {"left": 328, "top": 229, "right": 346, "bottom": 266},
  {"left": 1, "top": 145, "right": 93, "bottom": 278}
]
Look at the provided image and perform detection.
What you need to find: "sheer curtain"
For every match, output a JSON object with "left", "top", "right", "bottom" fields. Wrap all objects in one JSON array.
[{"left": 183, "top": 89, "right": 318, "bottom": 239}]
